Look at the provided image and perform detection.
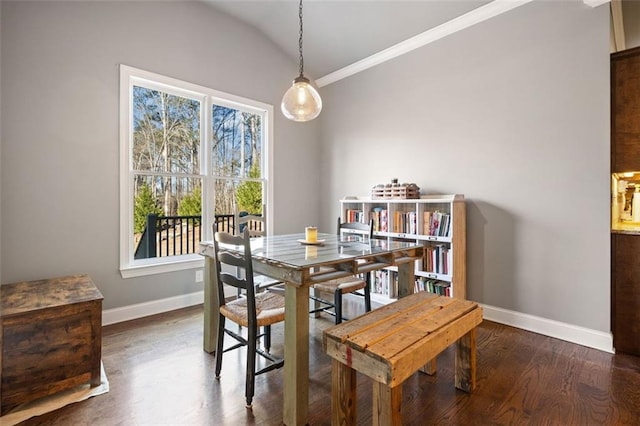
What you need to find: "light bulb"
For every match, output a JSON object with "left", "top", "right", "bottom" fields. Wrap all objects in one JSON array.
[{"left": 281, "top": 76, "right": 322, "bottom": 122}]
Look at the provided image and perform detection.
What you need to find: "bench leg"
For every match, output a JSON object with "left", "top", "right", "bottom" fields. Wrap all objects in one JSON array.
[
  {"left": 332, "top": 359, "right": 356, "bottom": 426},
  {"left": 372, "top": 382, "right": 402, "bottom": 426},
  {"left": 455, "top": 327, "right": 477, "bottom": 392},
  {"left": 419, "top": 358, "right": 437, "bottom": 375}
]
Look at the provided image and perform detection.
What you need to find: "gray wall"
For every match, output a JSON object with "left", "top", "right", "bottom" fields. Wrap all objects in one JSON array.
[
  {"left": 0, "top": 0, "right": 613, "bottom": 335},
  {"left": 318, "top": 1, "right": 610, "bottom": 332},
  {"left": 0, "top": 1, "right": 320, "bottom": 309}
]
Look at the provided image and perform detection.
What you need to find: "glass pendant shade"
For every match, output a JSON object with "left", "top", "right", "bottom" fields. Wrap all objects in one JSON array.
[{"left": 281, "top": 76, "right": 322, "bottom": 122}]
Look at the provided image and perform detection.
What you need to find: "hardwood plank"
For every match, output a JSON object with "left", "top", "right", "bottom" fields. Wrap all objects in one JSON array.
[
  {"left": 16, "top": 305, "right": 640, "bottom": 426},
  {"left": 342, "top": 297, "right": 456, "bottom": 351},
  {"left": 324, "top": 291, "right": 439, "bottom": 343}
]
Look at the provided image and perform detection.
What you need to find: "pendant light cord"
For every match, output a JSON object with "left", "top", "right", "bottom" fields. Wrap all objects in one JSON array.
[{"left": 298, "top": 0, "right": 304, "bottom": 78}]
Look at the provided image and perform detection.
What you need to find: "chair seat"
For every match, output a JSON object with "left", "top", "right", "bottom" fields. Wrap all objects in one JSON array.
[
  {"left": 221, "top": 291, "right": 285, "bottom": 327},
  {"left": 314, "top": 277, "right": 366, "bottom": 294}
]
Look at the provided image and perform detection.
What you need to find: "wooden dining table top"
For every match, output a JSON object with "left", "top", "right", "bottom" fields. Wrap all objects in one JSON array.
[{"left": 201, "top": 232, "right": 424, "bottom": 287}]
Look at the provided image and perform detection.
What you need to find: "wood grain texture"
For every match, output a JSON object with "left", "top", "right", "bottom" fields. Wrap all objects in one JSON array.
[
  {"left": 372, "top": 382, "right": 402, "bottom": 426},
  {"left": 611, "top": 233, "right": 640, "bottom": 355},
  {"left": 324, "top": 293, "right": 481, "bottom": 387},
  {"left": 455, "top": 328, "right": 477, "bottom": 392},
  {"left": 332, "top": 360, "right": 356, "bottom": 426},
  {"left": 452, "top": 196, "right": 466, "bottom": 300},
  {"left": 612, "top": 45, "right": 640, "bottom": 172},
  {"left": 15, "top": 302, "right": 640, "bottom": 426},
  {"left": 325, "top": 294, "right": 481, "bottom": 425},
  {"left": 283, "top": 283, "right": 310, "bottom": 425},
  {"left": 0, "top": 275, "right": 103, "bottom": 415}
]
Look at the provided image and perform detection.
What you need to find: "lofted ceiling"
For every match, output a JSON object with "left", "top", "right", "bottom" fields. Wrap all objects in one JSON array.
[
  {"left": 203, "top": 0, "right": 610, "bottom": 86},
  {"left": 203, "top": 1, "right": 492, "bottom": 82}
]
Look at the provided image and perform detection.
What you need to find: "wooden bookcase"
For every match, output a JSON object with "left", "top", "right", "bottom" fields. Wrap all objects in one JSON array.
[{"left": 340, "top": 194, "right": 466, "bottom": 305}]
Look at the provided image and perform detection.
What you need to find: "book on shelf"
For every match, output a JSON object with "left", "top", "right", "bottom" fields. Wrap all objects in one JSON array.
[
  {"left": 370, "top": 207, "right": 388, "bottom": 232},
  {"left": 423, "top": 211, "right": 451, "bottom": 237},
  {"left": 381, "top": 209, "right": 387, "bottom": 232},
  {"left": 392, "top": 211, "right": 417, "bottom": 234},
  {"left": 414, "top": 276, "right": 451, "bottom": 297},
  {"left": 346, "top": 209, "right": 364, "bottom": 223},
  {"left": 372, "top": 269, "right": 398, "bottom": 298},
  {"left": 423, "top": 245, "right": 451, "bottom": 274}
]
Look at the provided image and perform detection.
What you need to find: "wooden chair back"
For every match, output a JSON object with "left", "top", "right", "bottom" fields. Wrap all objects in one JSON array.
[
  {"left": 337, "top": 218, "right": 374, "bottom": 241},
  {"left": 213, "top": 229, "right": 257, "bottom": 318},
  {"left": 235, "top": 205, "right": 266, "bottom": 238}
]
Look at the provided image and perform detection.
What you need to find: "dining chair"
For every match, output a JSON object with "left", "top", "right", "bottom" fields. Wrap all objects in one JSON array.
[
  {"left": 212, "top": 229, "right": 285, "bottom": 408},
  {"left": 309, "top": 218, "right": 373, "bottom": 324},
  {"left": 235, "top": 207, "right": 266, "bottom": 238},
  {"left": 234, "top": 206, "right": 282, "bottom": 292}
]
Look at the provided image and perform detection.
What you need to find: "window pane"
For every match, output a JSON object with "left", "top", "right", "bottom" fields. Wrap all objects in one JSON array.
[
  {"left": 211, "top": 105, "right": 262, "bottom": 179},
  {"left": 212, "top": 179, "right": 264, "bottom": 234},
  {"left": 133, "top": 86, "right": 201, "bottom": 175},
  {"left": 133, "top": 174, "right": 202, "bottom": 259}
]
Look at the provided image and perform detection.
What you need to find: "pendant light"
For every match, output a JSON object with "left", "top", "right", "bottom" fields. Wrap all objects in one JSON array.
[{"left": 281, "top": 0, "right": 322, "bottom": 122}]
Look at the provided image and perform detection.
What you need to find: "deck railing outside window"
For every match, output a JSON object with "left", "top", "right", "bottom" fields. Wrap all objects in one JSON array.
[{"left": 134, "top": 213, "right": 262, "bottom": 259}]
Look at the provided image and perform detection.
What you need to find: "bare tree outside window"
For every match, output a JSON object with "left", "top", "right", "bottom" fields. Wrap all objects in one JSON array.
[{"left": 211, "top": 106, "right": 264, "bottom": 216}]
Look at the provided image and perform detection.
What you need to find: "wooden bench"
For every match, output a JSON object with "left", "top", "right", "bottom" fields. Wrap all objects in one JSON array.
[{"left": 323, "top": 291, "right": 482, "bottom": 425}]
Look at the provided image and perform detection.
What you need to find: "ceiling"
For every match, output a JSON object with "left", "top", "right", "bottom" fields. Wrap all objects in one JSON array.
[{"left": 203, "top": 1, "right": 493, "bottom": 83}]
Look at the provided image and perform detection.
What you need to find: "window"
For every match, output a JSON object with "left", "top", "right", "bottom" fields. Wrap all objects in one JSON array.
[{"left": 119, "top": 66, "right": 273, "bottom": 277}]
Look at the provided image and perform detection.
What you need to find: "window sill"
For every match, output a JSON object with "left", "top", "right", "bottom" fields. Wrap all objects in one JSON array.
[{"left": 120, "top": 255, "right": 204, "bottom": 278}]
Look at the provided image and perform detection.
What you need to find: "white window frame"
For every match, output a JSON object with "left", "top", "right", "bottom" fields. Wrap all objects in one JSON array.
[{"left": 119, "top": 65, "right": 273, "bottom": 278}]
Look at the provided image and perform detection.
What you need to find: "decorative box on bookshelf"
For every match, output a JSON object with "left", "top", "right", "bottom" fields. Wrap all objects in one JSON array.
[
  {"left": 340, "top": 194, "right": 466, "bottom": 304},
  {"left": 371, "top": 182, "right": 420, "bottom": 199}
]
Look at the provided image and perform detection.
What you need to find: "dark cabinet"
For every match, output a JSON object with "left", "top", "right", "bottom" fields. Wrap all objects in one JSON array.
[
  {"left": 611, "top": 233, "right": 640, "bottom": 356},
  {"left": 611, "top": 47, "right": 640, "bottom": 356},
  {"left": 612, "top": 46, "right": 640, "bottom": 172}
]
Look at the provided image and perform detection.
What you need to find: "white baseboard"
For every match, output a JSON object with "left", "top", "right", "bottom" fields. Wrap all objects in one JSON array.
[
  {"left": 102, "top": 291, "right": 204, "bottom": 326},
  {"left": 481, "top": 303, "right": 614, "bottom": 353},
  {"left": 102, "top": 294, "right": 614, "bottom": 354}
]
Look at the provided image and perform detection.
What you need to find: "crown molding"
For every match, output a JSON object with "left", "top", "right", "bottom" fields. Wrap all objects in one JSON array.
[
  {"left": 584, "top": 0, "right": 610, "bottom": 7},
  {"left": 316, "top": 0, "right": 609, "bottom": 88}
]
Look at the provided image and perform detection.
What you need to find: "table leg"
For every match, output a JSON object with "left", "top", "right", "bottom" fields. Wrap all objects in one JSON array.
[
  {"left": 455, "top": 327, "right": 477, "bottom": 392},
  {"left": 203, "top": 256, "right": 219, "bottom": 354},
  {"left": 396, "top": 260, "right": 415, "bottom": 298},
  {"left": 283, "top": 283, "right": 309, "bottom": 425}
]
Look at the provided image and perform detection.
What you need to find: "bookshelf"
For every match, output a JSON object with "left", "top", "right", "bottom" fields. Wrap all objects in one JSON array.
[{"left": 340, "top": 194, "right": 466, "bottom": 304}]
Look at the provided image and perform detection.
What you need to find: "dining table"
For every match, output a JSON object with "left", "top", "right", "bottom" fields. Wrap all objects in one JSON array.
[{"left": 199, "top": 232, "right": 425, "bottom": 425}]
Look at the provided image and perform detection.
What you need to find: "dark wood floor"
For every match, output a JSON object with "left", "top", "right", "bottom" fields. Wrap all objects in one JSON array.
[{"left": 18, "top": 301, "right": 640, "bottom": 425}]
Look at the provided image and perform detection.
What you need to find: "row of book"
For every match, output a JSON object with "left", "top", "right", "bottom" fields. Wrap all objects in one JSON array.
[
  {"left": 345, "top": 209, "right": 365, "bottom": 223},
  {"left": 424, "top": 244, "right": 451, "bottom": 275},
  {"left": 371, "top": 269, "right": 398, "bottom": 298},
  {"left": 370, "top": 207, "right": 388, "bottom": 232},
  {"left": 393, "top": 211, "right": 417, "bottom": 234},
  {"left": 345, "top": 208, "right": 451, "bottom": 238},
  {"left": 423, "top": 211, "right": 451, "bottom": 237},
  {"left": 371, "top": 269, "right": 452, "bottom": 298},
  {"left": 414, "top": 277, "right": 451, "bottom": 297}
]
